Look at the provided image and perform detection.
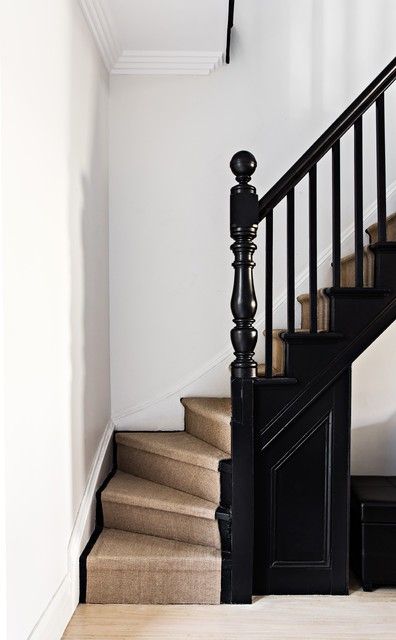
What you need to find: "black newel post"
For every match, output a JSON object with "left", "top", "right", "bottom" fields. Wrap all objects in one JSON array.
[
  {"left": 230, "top": 151, "right": 259, "bottom": 378},
  {"left": 229, "top": 151, "right": 258, "bottom": 604}
]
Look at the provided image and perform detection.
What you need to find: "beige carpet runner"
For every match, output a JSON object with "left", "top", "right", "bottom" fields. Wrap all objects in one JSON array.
[
  {"left": 86, "top": 397, "right": 231, "bottom": 604},
  {"left": 85, "top": 214, "right": 395, "bottom": 604}
]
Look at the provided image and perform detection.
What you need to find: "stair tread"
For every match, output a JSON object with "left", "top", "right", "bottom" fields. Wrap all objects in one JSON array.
[
  {"left": 267, "top": 326, "right": 330, "bottom": 335},
  {"left": 366, "top": 211, "right": 396, "bottom": 239},
  {"left": 257, "top": 363, "right": 282, "bottom": 376},
  {"left": 115, "top": 431, "right": 227, "bottom": 471},
  {"left": 297, "top": 288, "right": 329, "bottom": 302},
  {"left": 102, "top": 470, "right": 218, "bottom": 520},
  {"left": 181, "top": 397, "right": 231, "bottom": 423},
  {"left": 297, "top": 286, "right": 389, "bottom": 301},
  {"left": 339, "top": 244, "right": 372, "bottom": 265},
  {"left": 88, "top": 528, "right": 221, "bottom": 571}
]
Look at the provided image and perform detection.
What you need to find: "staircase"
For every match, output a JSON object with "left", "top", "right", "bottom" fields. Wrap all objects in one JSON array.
[
  {"left": 81, "top": 398, "right": 232, "bottom": 604},
  {"left": 81, "top": 58, "right": 396, "bottom": 605}
]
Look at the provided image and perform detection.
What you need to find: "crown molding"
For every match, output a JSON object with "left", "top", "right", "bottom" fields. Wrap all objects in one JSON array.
[
  {"left": 79, "top": 1, "right": 225, "bottom": 75},
  {"left": 79, "top": 0, "right": 121, "bottom": 71},
  {"left": 112, "top": 50, "right": 224, "bottom": 75}
]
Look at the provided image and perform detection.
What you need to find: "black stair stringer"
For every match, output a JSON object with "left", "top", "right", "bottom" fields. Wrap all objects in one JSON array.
[
  {"left": 217, "top": 458, "right": 232, "bottom": 603},
  {"left": 258, "top": 288, "right": 396, "bottom": 449}
]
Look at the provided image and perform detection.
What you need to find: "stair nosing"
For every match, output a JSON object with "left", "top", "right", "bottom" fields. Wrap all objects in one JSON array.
[
  {"left": 87, "top": 528, "right": 222, "bottom": 570},
  {"left": 116, "top": 431, "right": 227, "bottom": 472},
  {"left": 102, "top": 471, "right": 218, "bottom": 520}
]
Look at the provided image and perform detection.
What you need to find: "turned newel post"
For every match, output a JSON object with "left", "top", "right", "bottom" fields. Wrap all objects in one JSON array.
[
  {"left": 229, "top": 150, "right": 258, "bottom": 604},
  {"left": 230, "top": 150, "right": 259, "bottom": 379}
]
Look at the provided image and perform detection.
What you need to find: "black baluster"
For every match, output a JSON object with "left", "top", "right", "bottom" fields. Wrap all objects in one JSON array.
[
  {"left": 332, "top": 141, "right": 341, "bottom": 287},
  {"left": 230, "top": 151, "right": 259, "bottom": 378},
  {"left": 309, "top": 166, "right": 318, "bottom": 332},
  {"left": 354, "top": 117, "right": 364, "bottom": 286},
  {"left": 265, "top": 210, "right": 273, "bottom": 376},
  {"left": 376, "top": 94, "right": 387, "bottom": 242},
  {"left": 287, "top": 190, "right": 295, "bottom": 333}
]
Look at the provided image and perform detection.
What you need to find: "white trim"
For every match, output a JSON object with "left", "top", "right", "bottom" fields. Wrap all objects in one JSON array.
[
  {"left": 27, "top": 574, "right": 75, "bottom": 640},
  {"left": 78, "top": 1, "right": 225, "bottom": 75},
  {"left": 28, "top": 419, "right": 115, "bottom": 640},
  {"left": 113, "top": 181, "right": 396, "bottom": 429},
  {"left": 79, "top": 0, "right": 121, "bottom": 71},
  {"left": 112, "top": 51, "right": 224, "bottom": 75}
]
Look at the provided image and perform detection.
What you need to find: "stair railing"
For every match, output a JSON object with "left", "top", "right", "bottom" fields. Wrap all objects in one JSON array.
[{"left": 229, "top": 56, "right": 396, "bottom": 604}]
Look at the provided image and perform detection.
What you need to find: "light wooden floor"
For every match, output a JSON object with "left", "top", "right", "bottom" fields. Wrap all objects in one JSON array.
[{"left": 63, "top": 582, "right": 396, "bottom": 640}]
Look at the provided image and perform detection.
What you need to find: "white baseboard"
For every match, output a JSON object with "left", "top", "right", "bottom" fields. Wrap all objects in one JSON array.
[
  {"left": 28, "top": 419, "right": 115, "bottom": 640},
  {"left": 27, "top": 574, "right": 75, "bottom": 640},
  {"left": 113, "top": 181, "right": 396, "bottom": 431}
]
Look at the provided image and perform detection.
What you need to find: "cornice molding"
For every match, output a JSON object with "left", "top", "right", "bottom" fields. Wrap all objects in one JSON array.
[
  {"left": 112, "top": 50, "right": 224, "bottom": 75},
  {"left": 79, "top": 0, "right": 121, "bottom": 71},
  {"left": 79, "top": 1, "right": 225, "bottom": 75}
]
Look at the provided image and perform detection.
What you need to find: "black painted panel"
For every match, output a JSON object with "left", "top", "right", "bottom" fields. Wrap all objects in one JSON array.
[
  {"left": 254, "top": 370, "right": 351, "bottom": 595},
  {"left": 271, "top": 415, "right": 331, "bottom": 565}
]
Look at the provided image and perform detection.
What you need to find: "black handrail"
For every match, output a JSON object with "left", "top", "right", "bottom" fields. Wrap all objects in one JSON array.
[
  {"left": 258, "top": 57, "right": 396, "bottom": 220},
  {"left": 226, "top": 0, "right": 235, "bottom": 64}
]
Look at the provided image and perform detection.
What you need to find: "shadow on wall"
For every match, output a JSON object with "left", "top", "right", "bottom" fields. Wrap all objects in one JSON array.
[
  {"left": 351, "top": 412, "right": 396, "bottom": 475},
  {"left": 68, "top": 1, "right": 110, "bottom": 525}
]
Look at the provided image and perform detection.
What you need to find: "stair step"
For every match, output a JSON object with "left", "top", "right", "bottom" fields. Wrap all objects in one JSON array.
[
  {"left": 86, "top": 528, "right": 221, "bottom": 604},
  {"left": 297, "top": 289, "right": 330, "bottom": 331},
  {"left": 325, "top": 286, "right": 390, "bottom": 298},
  {"left": 339, "top": 246, "right": 374, "bottom": 287},
  {"left": 366, "top": 211, "right": 396, "bottom": 243},
  {"left": 298, "top": 287, "right": 390, "bottom": 332},
  {"left": 182, "top": 397, "right": 231, "bottom": 455},
  {"left": 116, "top": 431, "right": 227, "bottom": 502},
  {"left": 102, "top": 471, "right": 221, "bottom": 548},
  {"left": 262, "top": 329, "right": 285, "bottom": 373}
]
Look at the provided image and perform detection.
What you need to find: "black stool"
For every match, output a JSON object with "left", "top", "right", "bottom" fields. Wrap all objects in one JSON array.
[{"left": 351, "top": 476, "right": 396, "bottom": 591}]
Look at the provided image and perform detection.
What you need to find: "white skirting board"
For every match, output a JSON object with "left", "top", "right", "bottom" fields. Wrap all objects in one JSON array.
[{"left": 27, "top": 420, "right": 115, "bottom": 640}]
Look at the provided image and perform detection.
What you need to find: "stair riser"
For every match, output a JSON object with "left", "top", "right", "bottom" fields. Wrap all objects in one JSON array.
[
  {"left": 262, "top": 331, "right": 284, "bottom": 374},
  {"left": 371, "top": 244, "right": 396, "bottom": 290},
  {"left": 117, "top": 444, "right": 221, "bottom": 503},
  {"left": 340, "top": 251, "right": 374, "bottom": 287},
  {"left": 86, "top": 568, "right": 221, "bottom": 604},
  {"left": 285, "top": 340, "right": 343, "bottom": 381},
  {"left": 184, "top": 407, "right": 231, "bottom": 454},
  {"left": 102, "top": 501, "right": 221, "bottom": 549},
  {"left": 330, "top": 296, "right": 392, "bottom": 340},
  {"left": 272, "top": 335, "right": 284, "bottom": 373},
  {"left": 299, "top": 294, "right": 329, "bottom": 331}
]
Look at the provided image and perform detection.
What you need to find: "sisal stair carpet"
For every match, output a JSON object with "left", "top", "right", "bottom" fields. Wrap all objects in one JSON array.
[
  {"left": 85, "top": 397, "right": 231, "bottom": 604},
  {"left": 84, "top": 214, "right": 395, "bottom": 604}
]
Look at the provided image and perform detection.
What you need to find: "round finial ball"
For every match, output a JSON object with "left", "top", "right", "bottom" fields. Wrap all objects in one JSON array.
[{"left": 230, "top": 150, "right": 257, "bottom": 179}]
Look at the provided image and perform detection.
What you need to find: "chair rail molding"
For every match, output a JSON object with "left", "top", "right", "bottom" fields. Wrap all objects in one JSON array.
[{"left": 79, "top": 0, "right": 228, "bottom": 75}]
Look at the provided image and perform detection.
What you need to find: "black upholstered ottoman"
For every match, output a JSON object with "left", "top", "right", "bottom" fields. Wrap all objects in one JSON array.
[{"left": 350, "top": 476, "right": 396, "bottom": 591}]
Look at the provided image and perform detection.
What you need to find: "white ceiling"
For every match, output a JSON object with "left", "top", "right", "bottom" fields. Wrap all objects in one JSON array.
[{"left": 80, "top": 0, "right": 230, "bottom": 75}]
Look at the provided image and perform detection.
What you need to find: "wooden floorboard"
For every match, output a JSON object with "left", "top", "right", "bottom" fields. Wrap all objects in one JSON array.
[{"left": 63, "top": 582, "right": 396, "bottom": 640}]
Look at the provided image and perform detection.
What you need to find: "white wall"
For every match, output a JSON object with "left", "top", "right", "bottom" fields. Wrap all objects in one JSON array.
[
  {"left": 109, "top": 0, "right": 396, "bottom": 466},
  {"left": 1, "top": 2, "right": 110, "bottom": 639},
  {"left": 352, "top": 323, "right": 396, "bottom": 475},
  {"left": 0, "top": 68, "right": 7, "bottom": 639}
]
